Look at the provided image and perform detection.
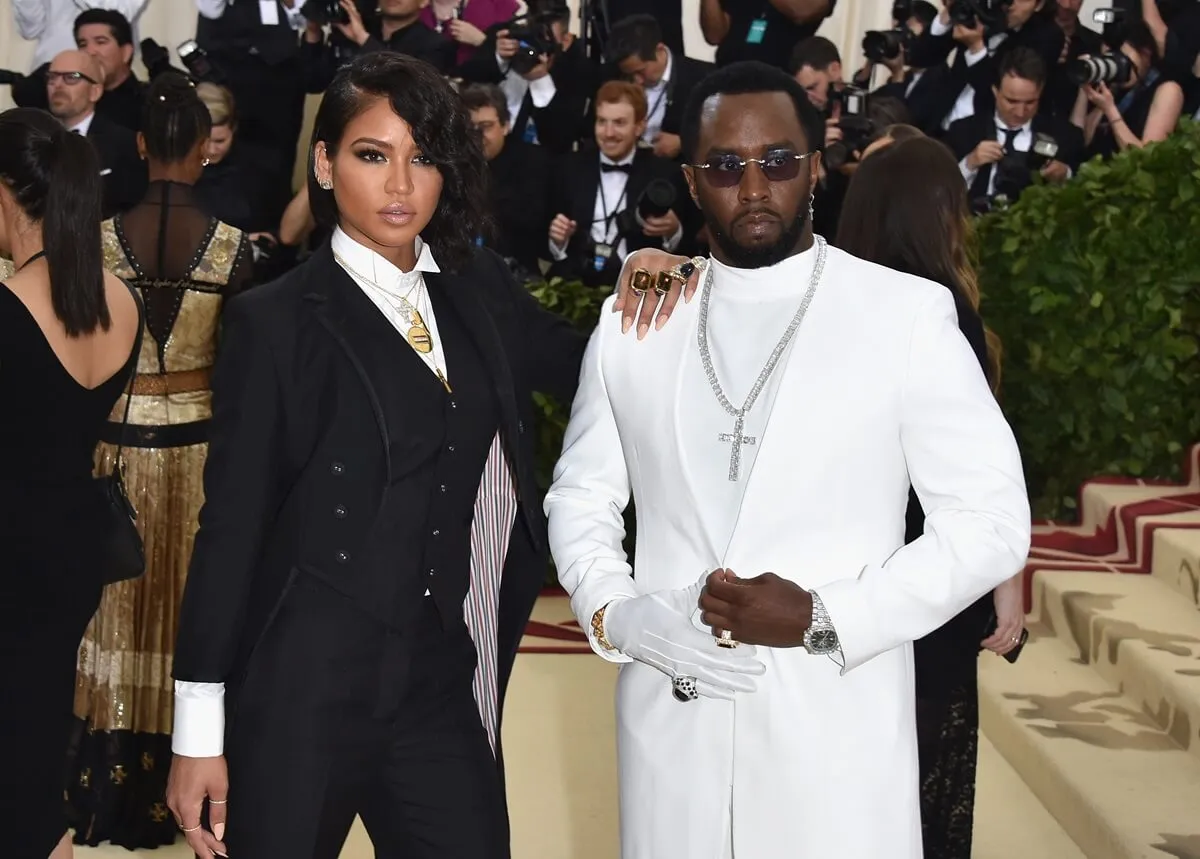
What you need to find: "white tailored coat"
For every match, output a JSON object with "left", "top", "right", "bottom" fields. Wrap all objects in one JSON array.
[{"left": 545, "top": 246, "right": 1032, "bottom": 859}]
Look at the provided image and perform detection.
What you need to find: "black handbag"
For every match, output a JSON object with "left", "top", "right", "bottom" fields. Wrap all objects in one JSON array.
[{"left": 97, "top": 374, "right": 145, "bottom": 584}]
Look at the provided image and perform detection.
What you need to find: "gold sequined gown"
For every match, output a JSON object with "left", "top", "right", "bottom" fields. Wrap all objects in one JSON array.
[{"left": 67, "top": 181, "right": 250, "bottom": 848}]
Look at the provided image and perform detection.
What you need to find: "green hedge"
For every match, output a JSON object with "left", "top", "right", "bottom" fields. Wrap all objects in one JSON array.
[
  {"left": 528, "top": 123, "right": 1200, "bottom": 526},
  {"left": 976, "top": 120, "right": 1200, "bottom": 519}
]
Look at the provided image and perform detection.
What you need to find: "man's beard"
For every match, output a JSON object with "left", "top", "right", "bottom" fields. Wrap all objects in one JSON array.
[{"left": 704, "top": 209, "right": 807, "bottom": 269}]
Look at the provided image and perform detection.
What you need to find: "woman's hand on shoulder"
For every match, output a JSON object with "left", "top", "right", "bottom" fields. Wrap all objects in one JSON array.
[{"left": 613, "top": 249, "right": 701, "bottom": 340}]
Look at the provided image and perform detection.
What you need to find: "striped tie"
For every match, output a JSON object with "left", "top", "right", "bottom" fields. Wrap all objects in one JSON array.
[{"left": 462, "top": 432, "right": 518, "bottom": 753}]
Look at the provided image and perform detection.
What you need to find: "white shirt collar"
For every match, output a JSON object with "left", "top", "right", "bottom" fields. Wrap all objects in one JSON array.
[
  {"left": 995, "top": 113, "right": 1032, "bottom": 135},
  {"left": 331, "top": 226, "right": 440, "bottom": 296},
  {"left": 600, "top": 150, "right": 637, "bottom": 168},
  {"left": 648, "top": 49, "right": 674, "bottom": 92},
  {"left": 70, "top": 111, "right": 96, "bottom": 137}
]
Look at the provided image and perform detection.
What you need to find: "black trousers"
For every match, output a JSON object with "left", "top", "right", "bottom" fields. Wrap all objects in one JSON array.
[{"left": 224, "top": 575, "right": 508, "bottom": 858}]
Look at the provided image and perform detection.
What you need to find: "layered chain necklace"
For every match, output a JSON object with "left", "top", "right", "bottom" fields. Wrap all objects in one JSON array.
[
  {"left": 333, "top": 251, "right": 452, "bottom": 392},
  {"left": 697, "top": 235, "right": 827, "bottom": 481}
]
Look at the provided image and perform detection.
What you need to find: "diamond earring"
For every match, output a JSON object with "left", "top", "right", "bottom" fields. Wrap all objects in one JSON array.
[
  {"left": 808, "top": 192, "right": 815, "bottom": 222},
  {"left": 319, "top": 179, "right": 333, "bottom": 191}
]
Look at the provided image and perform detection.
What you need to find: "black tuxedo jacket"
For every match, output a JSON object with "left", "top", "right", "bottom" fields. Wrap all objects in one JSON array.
[
  {"left": 659, "top": 55, "right": 713, "bottom": 139},
  {"left": 86, "top": 112, "right": 147, "bottom": 218},
  {"left": 487, "top": 139, "right": 551, "bottom": 273},
  {"left": 546, "top": 147, "right": 682, "bottom": 282},
  {"left": 944, "top": 110, "right": 1084, "bottom": 200},
  {"left": 174, "top": 244, "right": 586, "bottom": 721}
]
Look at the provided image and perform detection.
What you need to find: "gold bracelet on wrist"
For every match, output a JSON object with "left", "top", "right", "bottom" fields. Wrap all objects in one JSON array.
[{"left": 591, "top": 603, "right": 616, "bottom": 652}]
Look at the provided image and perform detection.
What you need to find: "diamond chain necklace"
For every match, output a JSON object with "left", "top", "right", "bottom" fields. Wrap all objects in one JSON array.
[{"left": 698, "top": 235, "right": 827, "bottom": 481}]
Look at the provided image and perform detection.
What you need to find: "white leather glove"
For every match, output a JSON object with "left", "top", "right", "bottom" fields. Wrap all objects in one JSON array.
[{"left": 605, "top": 574, "right": 765, "bottom": 700}]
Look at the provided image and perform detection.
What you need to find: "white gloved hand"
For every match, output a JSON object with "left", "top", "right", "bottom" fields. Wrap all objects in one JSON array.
[{"left": 605, "top": 574, "right": 766, "bottom": 700}]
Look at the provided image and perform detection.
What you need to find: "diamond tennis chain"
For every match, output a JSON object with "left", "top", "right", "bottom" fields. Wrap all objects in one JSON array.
[{"left": 697, "top": 235, "right": 827, "bottom": 481}]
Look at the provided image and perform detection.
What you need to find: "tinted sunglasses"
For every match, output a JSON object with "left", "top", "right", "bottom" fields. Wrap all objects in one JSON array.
[{"left": 688, "top": 151, "right": 814, "bottom": 189}]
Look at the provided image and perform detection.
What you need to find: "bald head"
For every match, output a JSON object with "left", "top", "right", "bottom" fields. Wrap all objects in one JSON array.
[{"left": 47, "top": 50, "right": 104, "bottom": 127}]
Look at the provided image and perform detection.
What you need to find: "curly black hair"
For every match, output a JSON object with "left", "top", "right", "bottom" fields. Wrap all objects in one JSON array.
[
  {"left": 308, "top": 53, "right": 489, "bottom": 273},
  {"left": 141, "top": 71, "right": 212, "bottom": 163}
]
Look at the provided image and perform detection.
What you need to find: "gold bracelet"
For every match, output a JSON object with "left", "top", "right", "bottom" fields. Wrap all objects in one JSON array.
[{"left": 591, "top": 603, "right": 616, "bottom": 652}]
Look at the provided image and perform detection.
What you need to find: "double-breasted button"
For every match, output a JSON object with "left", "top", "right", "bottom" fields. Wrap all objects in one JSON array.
[
  {"left": 439, "top": 484, "right": 447, "bottom": 493},
  {"left": 432, "top": 529, "right": 441, "bottom": 537},
  {"left": 447, "top": 444, "right": 456, "bottom": 452},
  {"left": 450, "top": 400, "right": 458, "bottom": 409},
  {"left": 429, "top": 567, "right": 436, "bottom": 576},
  {"left": 331, "top": 461, "right": 345, "bottom": 476},
  {"left": 336, "top": 550, "right": 350, "bottom": 563},
  {"left": 333, "top": 504, "right": 347, "bottom": 519}
]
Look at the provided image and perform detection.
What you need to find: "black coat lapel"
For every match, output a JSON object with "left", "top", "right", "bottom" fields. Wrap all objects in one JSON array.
[{"left": 302, "top": 245, "right": 393, "bottom": 478}]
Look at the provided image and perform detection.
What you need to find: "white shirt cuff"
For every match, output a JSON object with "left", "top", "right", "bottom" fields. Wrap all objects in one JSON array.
[
  {"left": 528, "top": 73, "right": 557, "bottom": 108},
  {"left": 172, "top": 680, "right": 227, "bottom": 757},
  {"left": 931, "top": 16, "right": 951, "bottom": 37},
  {"left": 663, "top": 223, "right": 683, "bottom": 252},
  {"left": 548, "top": 237, "right": 569, "bottom": 261},
  {"left": 959, "top": 156, "right": 978, "bottom": 185},
  {"left": 285, "top": 4, "right": 307, "bottom": 29}
]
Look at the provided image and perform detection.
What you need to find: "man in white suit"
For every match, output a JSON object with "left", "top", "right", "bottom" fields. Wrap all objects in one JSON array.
[{"left": 544, "top": 60, "right": 1031, "bottom": 859}]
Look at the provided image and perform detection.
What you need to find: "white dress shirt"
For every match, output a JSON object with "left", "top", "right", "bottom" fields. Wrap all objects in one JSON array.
[
  {"left": 958, "top": 113, "right": 1032, "bottom": 196},
  {"left": 173, "top": 227, "right": 443, "bottom": 758},
  {"left": 194, "top": 0, "right": 306, "bottom": 28},
  {"left": 13, "top": 0, "right": 151, "bottom": 69},
  {"left": 69, "top": 110, "right": 97, "bottom": 136},
  {"left": 642, "top": 49, "right": 674, "bottom": 144}
]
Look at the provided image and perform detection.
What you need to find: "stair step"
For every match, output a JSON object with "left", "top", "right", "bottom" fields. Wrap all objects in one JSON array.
[
  {"left": 1153, "top": 528, "right": 1200, "bottom": 609},
  {"left": 979, "top": 632, "right": 1200, "bottom": 859},
  {"left": 1033, "top": 571, "right": 1200, "bottom": 761}
]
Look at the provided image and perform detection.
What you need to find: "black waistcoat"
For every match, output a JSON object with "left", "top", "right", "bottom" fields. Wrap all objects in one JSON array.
[
  {"left": 195, "top": 0, "right": 299, "bottom": 64},
  {"left": 331, "top": 274, "right": 500, "bottom": 633}
]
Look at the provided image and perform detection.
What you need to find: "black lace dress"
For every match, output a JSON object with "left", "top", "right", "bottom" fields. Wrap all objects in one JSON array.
[{"left": 908, "top": 288, "right": 995, "bottom": 859}]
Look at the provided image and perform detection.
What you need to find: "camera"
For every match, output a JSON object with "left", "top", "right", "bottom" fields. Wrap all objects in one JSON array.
[
  {"left": 862, "top": 27, "right": 913, "bottom": 63},
  {"left": 948, "top": 0, "right": 1011, "bottom": 29},
  {"left": 504, "top": 7, "right": 566, "bottom": 76},
  {"left": 1067, "top": 52, "right": 1133, "bottom": 86},
  {"left": 823, "top": 87, "right": 873, "bottom": 172},
  {"left": 300, "top": 0, "right": 350, "bottom": 26},
  {"left": 992, "top": 133, "right": 1059, "bottom": 200},
  {"left": 177, "top": 40, "right": 225, "bottom": 84},
  {"left": 616, "top": 178, "right": 677, "bottom": 236}
]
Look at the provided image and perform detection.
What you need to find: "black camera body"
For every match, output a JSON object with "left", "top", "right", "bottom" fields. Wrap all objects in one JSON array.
[
  {"left": 615, "top": 178, "right": 677, "bottom": 236},
  {"left": 949, "top": 0, "right": 1012, "bottom": 30},
  {"left": 862, "top": 27, "right": 914, "bottom": 63},
  {"left": 1067, "top": 52, "right": 1134, "bottom": 86},
  {"left": 824, "top": 87, "right": 873, "bottom": 172},
  {"left": 992, "top": 132, "right": 1059, "bottom": 200},
  {"left": 301, "top": 0, "right": 350, "bottom": 26},
  {"left": 892, "top": 0, "right": 914, "bottom": 22},
  {"left": 504, "top": 6, "right": 567, "bottom": 76}
]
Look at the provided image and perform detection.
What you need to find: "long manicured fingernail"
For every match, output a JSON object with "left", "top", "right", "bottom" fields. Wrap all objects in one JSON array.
[
  {"left": 637, "top": 323, "right": 649, "bottom": 340},
  {"left": 622, "top": 317, "right": 632, "bottom": 334},
  {"left": 655, "top": 313, "right": 668, "bottom": 330},
  {"left": 214, "top": 823, "right": 225, "bottom": 841}
]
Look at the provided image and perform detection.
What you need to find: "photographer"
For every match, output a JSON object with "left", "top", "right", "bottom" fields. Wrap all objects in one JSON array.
[
  {"left": 1071, "top": 21, "right": 1185, "bottom": 158},
  {"left": 1048, "top": 0, "right": 1105, "bottom": 116},
  {"left": 947, "top": 48, "right": 1081, "bottom": 208},
  {"left": 11, "top": 0, "right": 149, "bottom": 70},
  {"left": 458, "top": 1, "right": 598, "bottom": 155},
  {"left": 605, "top": 14, "right": 713, "bottom": 161},
  {"left": 546, "top": 81, "right": 684, "bottom": 287},
  {"left": 909, "top": 0, "right": 1064, "bottom": 130},
  {"left": 790, "top": 36, "right": 847, "bottom": 114},
  {"left": 300, "top": 0, "right": 455, "bottom": 92},
  {"left": 700, "top": 0, "right": 837, "bottom": 71},
  {"left": 1140, "top": 0, "right": 1200, "bottom": 112},
  {"left": 421, "top": 0, "right": 519, "bottom": 71},
  {"left": 855, "top": 0, "right": 938, "bottom": 92}
]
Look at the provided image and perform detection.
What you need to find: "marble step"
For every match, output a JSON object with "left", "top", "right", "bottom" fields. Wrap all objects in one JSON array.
[
  {"left": 1152, "top": 527, "right": 1200, "bottom": 609},
  {"left": 1033, "top": 570, "right": 1200, "bottom": 761},
  {"left": 979, "top": 628, "right": 1200, "bottom": 859}
]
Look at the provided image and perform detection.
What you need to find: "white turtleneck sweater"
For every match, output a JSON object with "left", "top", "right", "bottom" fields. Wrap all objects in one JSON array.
[{"left": 680, "top": 243, "right": 819, "bottom": 555}]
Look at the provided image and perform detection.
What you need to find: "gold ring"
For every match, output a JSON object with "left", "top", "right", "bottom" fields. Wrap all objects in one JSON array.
[
  {"left": 208, "top": 799, "right": 228, "bottom": 805},
  {"left": 717, "top": 629, "right": 739, "bottom": 649},
  {"left": 181, "top": 824, "right": 202, "bottom": 833},
  {"left": 653, "top": 271, "right": 676, "bottom": 296},
  {"left": 630, "top": 268, "right": 652, "bottom": 295}
]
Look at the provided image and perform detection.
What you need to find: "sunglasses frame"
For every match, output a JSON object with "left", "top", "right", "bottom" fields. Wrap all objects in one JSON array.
[
  {"left": 47, "top": 71, "right": 98, "bottom": 86},
  {"left": 688, "top": 151, "right": 816, "bottom": 187}
]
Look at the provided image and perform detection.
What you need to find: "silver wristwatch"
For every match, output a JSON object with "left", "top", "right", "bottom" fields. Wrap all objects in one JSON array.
[{"left": 803, "top": 590, "right": 840, "bottom": 656}]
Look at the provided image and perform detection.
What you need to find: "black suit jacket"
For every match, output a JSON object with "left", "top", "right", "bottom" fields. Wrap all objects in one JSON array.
[
  {"left": 546, "top": 147, "right": 683, "bottom": 283},
  {"left": 945, "top": 110, "right": 1084, "bottom": 200},
  {"left": 651, "top": 53, "right": 714, "bottom": 139},
  {"left": 486, "top": 139, "right": 551, "bottom": 273},
  {"left": 174, "top": 244, "right": 586, "bottom": 721},
  {"left": 86, "top": 112, "right": 147, "bottom": 218}
]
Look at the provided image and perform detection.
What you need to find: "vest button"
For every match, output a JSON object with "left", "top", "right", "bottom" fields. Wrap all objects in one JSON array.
[
  {"left": 518, "top": 420, "right": 525, "bottom": 433},
  {"left": 440, "top": 484, "right": 447, "bottom": 492},
  {"left": 336, "top": 550, "right": 349, "bottom": 563},
  {"left": 429, "top": 568, "right": 436, "bottom": 576},
  {"left": 447, "top": 444, "right": 456, "bottom": 452},
  {"left": 432, "top": 529, "right": 440, "bottom": 537},
  {"left": 333, "top": 504, "right": 347, "bottom": 519},
  {"left": 331, "top": 461, "right": 345, "bottom": 475}
]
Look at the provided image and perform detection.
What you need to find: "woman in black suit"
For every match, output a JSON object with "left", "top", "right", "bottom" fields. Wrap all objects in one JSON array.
[
  {"left": 836, "top": 135, "right": 1025, "bottom": 859},
  {"left": 164, "top": 52, "right": 682, "bottom": 859}
]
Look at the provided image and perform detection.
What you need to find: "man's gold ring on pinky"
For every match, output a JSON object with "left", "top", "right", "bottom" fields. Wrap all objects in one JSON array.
[
  {"left": 630, "top": 268, "right": 653, "bottom": 295},
  {"left": 208, "top": 799, "right": 228, "bottom": 804},
  {"left": 181, "top": 824, "right": 202, "bottom": 833},
  {"left": 717, "top": 629, "right": 739, "bottom": 649}
]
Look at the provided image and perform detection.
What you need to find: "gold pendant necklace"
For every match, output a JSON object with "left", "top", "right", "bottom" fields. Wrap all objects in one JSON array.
[{"left": 401, "top": 302, "right": 434, "bottom": 354}]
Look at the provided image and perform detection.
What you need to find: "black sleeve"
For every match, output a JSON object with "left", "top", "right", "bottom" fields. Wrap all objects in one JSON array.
[
  {"left": 458, "top": 28, "right": 507, "bottom": 84},
  {"left": 173, "top": 295, "right": 287, "bottom": 682},
  {"left": 490, "top": 250, "right": 587, "bottom": 403},
  {"left": 299, "top": 37, "right": 338, "bottom": 94},
  {"left": 943, "top": 119, "right": 976, "bottom": 161},
  {"left": 907, "top": 29, "right": 955, "bottom": 70},
  {"left": 11, "top": 63, "right": 49, "bottom": 110},
  {"left": 1055, "top": 121, "right": 1085, "bottom": 172}
]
